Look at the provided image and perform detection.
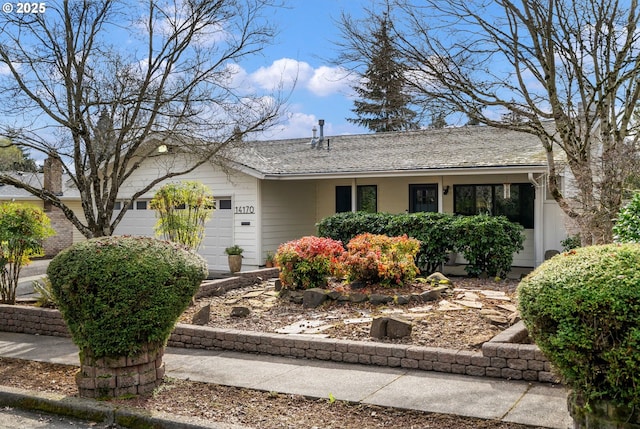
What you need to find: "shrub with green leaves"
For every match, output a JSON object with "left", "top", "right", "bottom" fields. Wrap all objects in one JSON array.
[
  {"left": 518, "top": 244, "right": 640, "bottom": 409},
  {"left": 613, "top": 191, "right": 640, "bottom": 243},
  {"left": 452, "top": 214, "right": 524, "bottom": 278},
  {"left": 150, "top": 181, "right": 214, "bottom": 251},
  {"left": 48, "top": 236, "right": 207, "bottom": 358},
  {"left": 275, "top": 236, "right": 344, "bottom": 290},
  {"left": 341, "top": 233, "right": 420, "bottom": 287},
  {"left": 0, "top": 202, "right": 55, "bottom": 304},
  {"left": 317, "top": 211, "right": 455, "bottom": 274}
]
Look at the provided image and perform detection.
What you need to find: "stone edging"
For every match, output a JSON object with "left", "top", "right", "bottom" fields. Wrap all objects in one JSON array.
[{"left": 0, "top": 268, "right": 559, "bottom": 384}]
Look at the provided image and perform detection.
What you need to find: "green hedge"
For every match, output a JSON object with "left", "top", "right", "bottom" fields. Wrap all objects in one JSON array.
[
  {"left": 48, "top": 236, "right": 207, "bottom": 358},
  {"left": 518, "top": 244, "right": 640, "bottom": 408},
  {"left": 452, "top": 214, "right": 524, "bottom": 278},
  {"left": 317, "top": 212, "right": 523, "bottom": 276}
]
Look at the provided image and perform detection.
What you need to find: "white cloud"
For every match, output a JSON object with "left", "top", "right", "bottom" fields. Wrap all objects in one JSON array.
[
  {"left": 307, "top": 66, "right": 354, "bottom": 97},
  {"left": 250, "top": 58, "right": 313, "bottom": 92}
]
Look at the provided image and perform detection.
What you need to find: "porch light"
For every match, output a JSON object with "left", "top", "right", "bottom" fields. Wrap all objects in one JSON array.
[
  {"left": 157, "top": 144, "right": 168, "bottom": 153},
  {"left": 503, "top": 183, "right": 511, "bottom": 199}
]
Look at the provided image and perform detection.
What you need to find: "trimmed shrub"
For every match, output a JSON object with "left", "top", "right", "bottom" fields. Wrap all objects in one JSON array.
[
  {"left": 341, "top": 233, "right": 420, "bottom": 287},
  {"left": 318, "top": 211, "right": 455, "bottom": 274},
  {"left": 0, "top": 202, "right": 55, "bottom": 304},
  {"left": 518, "top": 244, "right": 640, "bottom": 409},
  {"left": 275, "top": 236, "right": 344, "bottom": 290},
  {"left": 48, "top": 236, "right": 207, "bottom": 358},
  {"left": 387, "top": 212, "right": 455, "bottom": 273},
  {"left": 613, "top": 192, "right": 640, "bottom": 243},
  {"left": 317, "top": 211, "right": 394, "bottom": 245},
  {"left": 452, "top": 214, "right": 524, "bottom": 278}
]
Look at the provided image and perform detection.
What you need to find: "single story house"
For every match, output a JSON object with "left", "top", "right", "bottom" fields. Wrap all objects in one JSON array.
[{"left": 0, "top": 123, "right": 569, "bottom": 271}]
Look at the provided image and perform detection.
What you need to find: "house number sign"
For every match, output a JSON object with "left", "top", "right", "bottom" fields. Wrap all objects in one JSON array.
[{"left": 234, "top": 205, "right": 255, "bottom": 214}]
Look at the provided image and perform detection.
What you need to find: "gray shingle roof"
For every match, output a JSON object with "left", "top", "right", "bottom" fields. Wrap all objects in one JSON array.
[{"left": 225, "top": 125, "right": 558, "bottom": 178}]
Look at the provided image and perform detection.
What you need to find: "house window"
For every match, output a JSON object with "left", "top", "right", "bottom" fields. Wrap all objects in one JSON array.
[
  {"left": 357, "top": 185, "right": 377, "bottom": 213},
  {"left": 114, "top": 201, "right": 121, "bottom": 210},
  {"left": 409, "top": 184, "right": 438, "bottom": 213},
  {"left": 218, "top": 199, "right": 232, "bottom": 210},
  {"left": 454, "top": 183, "right": 534, "bottom": 228},
  {"left": 336, "top": 186, "right": 351, "bottom": 213},
  {"left": 136, "top": 200, "right": 147, "bottom": 210},
  {"left": 335, "top": 185, "right": 378, "bottom": 213}
]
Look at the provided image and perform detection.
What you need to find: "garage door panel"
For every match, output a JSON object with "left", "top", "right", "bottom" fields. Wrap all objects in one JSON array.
[{"left": 113, "top": 198, "right": 233, "bottom": 270}]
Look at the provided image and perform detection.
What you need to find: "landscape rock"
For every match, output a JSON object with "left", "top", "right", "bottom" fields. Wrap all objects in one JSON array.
[
  {"left": 370, "top": 317, "right": 388, "bottom": 339},
  {"left": 191, "top": 304, "right": 211, "bottom": 325},
  {"left": 230, "top": 306, "right": 251, "bottom": 318},
  {"left": 420, "top": 286, "right": 449, "bottom": 302},
  {"left": 425, "top": 272, "right": 453, "bottom": 286},
  {"left": 370, "top": 316, "right": 413, "bottom": 339},
  {"left": 386, "top": 317, "right": 413, "bottom": 339},
  {"left": 348, "top": 292, "right": 368, "bottom": 303},
  {"left": 369, "top": 293, "right": 393, "bottom": 305},
  {"left": 303, "top": 288, "right": 328, "bottom": 308},
  {"left": 395, "top": 295, "right": 410, "bottom": 305}
]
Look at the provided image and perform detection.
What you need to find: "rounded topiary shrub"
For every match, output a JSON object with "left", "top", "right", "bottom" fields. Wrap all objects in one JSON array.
[
  {"left": 518, "top": 244, "right": 640, "bottom": 415},
  {"left": 49, "top": 236, "right": 207, "bottom": 357}
]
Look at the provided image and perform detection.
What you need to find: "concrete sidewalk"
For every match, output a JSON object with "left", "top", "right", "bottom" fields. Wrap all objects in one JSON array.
[{"left": 0, "top": 331, "right": 573, "bottom": 429}]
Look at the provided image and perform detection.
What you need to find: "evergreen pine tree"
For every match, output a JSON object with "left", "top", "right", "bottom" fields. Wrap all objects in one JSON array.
[{"left": 347, "top": 14, "right": 418, "bottom": 133}]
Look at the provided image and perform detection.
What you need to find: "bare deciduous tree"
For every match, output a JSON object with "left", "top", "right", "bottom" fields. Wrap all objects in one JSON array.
[
  {"left": 391, "top": 0, "right": 640, "bottom": 244},
  {"left": 0, "top": 0, "right": 285, "bottom": 238}
]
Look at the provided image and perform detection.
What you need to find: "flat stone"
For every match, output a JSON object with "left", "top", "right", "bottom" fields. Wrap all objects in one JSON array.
[
  {"left": 438, "top": 300, "right": 465, "bottom": 311},
  {"left": 497, "top": 304, "right": 518, "bottom": 312},
  {"left": 485, "top": 314, "right": 509, "bottom": 325},
  {"left": 343, "top": 317, "right": 373, "bottom": 325},
  {"left": 224, "top": 298, "right": 240, "bottom": 305},
  {"left": 408, "top": 305, "right": 434, "bottom": 313},
  {"left": 230, "top": 306, "right": 251, "bottom": 318},
  {"left": 480, "top": 290, "right": 512, "bottom": 301},
  {"left": 242, "top": 290, "right": 265, "bottom": 298},
  {"left": 460, "top": 292, "right": 480, "bottom": 301},
  {"left": 453, "top": 300, "right": 483, "bottom": 309},
  {"left": 276, "top": 320, "right": 326, "bottom": 334},
  {"left": 301, "top": 324, "right": 335, "bottom": 334}
]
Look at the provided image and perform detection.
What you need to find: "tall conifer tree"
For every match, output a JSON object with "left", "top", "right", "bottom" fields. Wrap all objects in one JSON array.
[{"left": 347, "top": 14, "right": 418, "bottom": 133}]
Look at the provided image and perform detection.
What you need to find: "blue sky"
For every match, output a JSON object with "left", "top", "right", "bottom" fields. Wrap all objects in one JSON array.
[{"left": 237, "top": 0, "right": 378, "bottom": 140}]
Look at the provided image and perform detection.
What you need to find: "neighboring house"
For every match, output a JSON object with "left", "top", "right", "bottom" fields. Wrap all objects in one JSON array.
[{"left": 0, "top": 123, "right": 569, "bottom": 271}]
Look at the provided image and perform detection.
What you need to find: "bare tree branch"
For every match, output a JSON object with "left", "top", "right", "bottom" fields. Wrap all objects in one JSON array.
[{"left": 0, "top": 0, "right": 286, "bottom": 238}]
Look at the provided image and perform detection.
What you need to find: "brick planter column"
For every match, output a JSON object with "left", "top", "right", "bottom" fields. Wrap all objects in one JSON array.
[{"left": 75, "top": 345, "right": 165, "bottom": 398}]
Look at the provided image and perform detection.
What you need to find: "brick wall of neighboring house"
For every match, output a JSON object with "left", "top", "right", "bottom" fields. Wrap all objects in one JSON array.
[{"left": 42, "top": 157, "right": 75, "bottom": 257}]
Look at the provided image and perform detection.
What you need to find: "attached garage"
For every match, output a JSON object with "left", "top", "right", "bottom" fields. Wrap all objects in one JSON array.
[{"left": 113, "top": 197, "right": 234, "bottom": 270}]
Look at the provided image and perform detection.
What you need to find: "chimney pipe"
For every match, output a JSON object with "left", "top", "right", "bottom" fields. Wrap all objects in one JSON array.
[{"left": 318, "top": 119, "right": 324, "bottom": 138}]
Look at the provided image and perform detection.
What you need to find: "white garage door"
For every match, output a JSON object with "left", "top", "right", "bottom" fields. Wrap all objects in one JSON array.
[{"left": 113, "top": 198, "right": 233, "bottom": 270}]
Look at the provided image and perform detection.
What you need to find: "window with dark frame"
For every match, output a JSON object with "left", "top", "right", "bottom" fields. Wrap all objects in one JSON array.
[
  {"left": 357, "top": 185, "right": 377, "bottom": 213},
  {"left": 335, "top": 185, "right": 378, "bottom": 213},
  {"left": 409, "top": 184, "right": 438, "bottom": 213},
  {"left": 453, "top": 183, "right": 534, "bottom": 228},
  {"left": 335, "top": 186, "right": 352, "bottom": 213}
]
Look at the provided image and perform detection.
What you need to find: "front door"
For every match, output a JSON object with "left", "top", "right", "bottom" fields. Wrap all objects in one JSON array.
[{"left": 409, "top": 184, "right": 438, "bottom": 213}]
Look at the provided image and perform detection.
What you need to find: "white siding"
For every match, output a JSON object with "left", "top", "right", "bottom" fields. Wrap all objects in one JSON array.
[{"left": 116, "top": 156, "right": 260, "bottom": 270}]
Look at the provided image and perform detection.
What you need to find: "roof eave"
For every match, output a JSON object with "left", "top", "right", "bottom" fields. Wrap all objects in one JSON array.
[{"left": 260, "top": 165, "right": 549, "bottom": 180}]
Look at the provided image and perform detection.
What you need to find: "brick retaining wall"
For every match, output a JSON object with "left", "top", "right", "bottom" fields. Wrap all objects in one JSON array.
[{"left": 0, "top": 269, "right": 559, "bottom": 384}]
